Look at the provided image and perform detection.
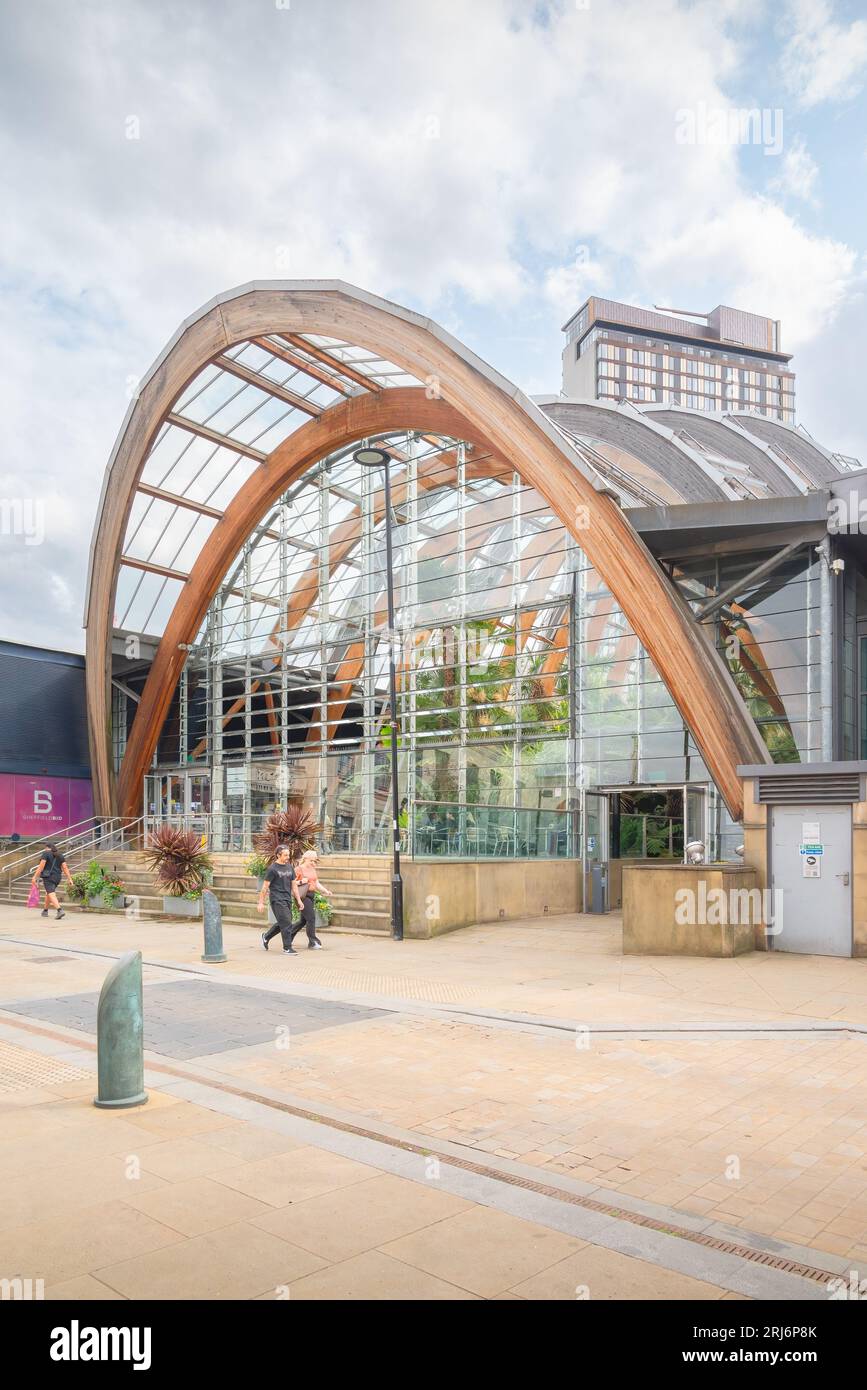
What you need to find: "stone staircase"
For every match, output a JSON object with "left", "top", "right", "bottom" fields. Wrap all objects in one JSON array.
[{"left": 7, "top": 849, "right": 393, "bottom": 935}]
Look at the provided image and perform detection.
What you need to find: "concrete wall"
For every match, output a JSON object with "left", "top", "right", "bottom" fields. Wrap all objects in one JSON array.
[
  {"left": 622, "top": 862, "right": 758, "bottom": 957},
  {"left": 608, "top": 859, "right": 686, "bottom": 911},
  {"left": 402, "top": 859, "right": 582, "bottom": 938}
]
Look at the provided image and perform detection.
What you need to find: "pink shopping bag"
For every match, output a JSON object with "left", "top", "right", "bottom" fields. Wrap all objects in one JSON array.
[{"left": 26, "top": 881, "right": 40, "bottom": 908}]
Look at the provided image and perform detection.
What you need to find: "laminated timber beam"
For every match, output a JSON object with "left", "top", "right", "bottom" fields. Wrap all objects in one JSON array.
[
  {"left": 252, "top": 337, "right": 355, "bottom": 396},
  {"left": 278, "top": 334, "right": 383, "bottom": 393},
  {"left": 165, "top": 412, "right": 267, "bottom": 462},
  {"left": 87, "top": 282, "right": 770, "bottom": 821},
  {"left": 214, "top": 354, "right": 324, "bottom": 416},
  {"left": 189, "top": 444, "right": 509, "bottom": 760},
  {"left": 116, "top": 388, "right": 504, "bottom": 813}
]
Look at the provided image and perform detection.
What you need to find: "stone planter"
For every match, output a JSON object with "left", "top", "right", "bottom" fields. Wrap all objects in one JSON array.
[
  {"left": 622, "top": 863, "right": 760, "bottom": 956},
  {"left": 315, "top": 907, "right": 331, "bottom": 931},
  {"left": 86, "top": 891, "right": 119, "bottom": 910},
  {"left": 163, "top": 895, "right": 202, "bottom": 918}
]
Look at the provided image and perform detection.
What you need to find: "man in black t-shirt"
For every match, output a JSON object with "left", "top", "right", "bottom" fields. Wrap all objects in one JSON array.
[{"left": 257, "top": 845, "right": 304, "bottom": 953}]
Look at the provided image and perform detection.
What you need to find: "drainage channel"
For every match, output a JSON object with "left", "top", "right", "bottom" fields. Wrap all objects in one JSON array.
[{"left": 0, "top": 1008, "right": 843, "bottom": 1291}]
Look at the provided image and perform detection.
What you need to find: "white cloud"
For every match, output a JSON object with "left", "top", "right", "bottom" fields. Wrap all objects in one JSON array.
[
  {"left": 642, "top": 196, "right": 855, "bottom": 346},
  {"left": 0, "top": 0, "right": 862, "bottom": 649},
  {"left": 769, "top": 135, "right": 819, "bottom": 203},
  {"left": 781, "top": 0, "right": 867, "bottom": 107}
]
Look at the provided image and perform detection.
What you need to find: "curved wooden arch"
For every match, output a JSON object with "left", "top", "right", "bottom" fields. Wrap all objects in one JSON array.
[
  {"left": 189, "top": 438, "right": 508, "bottom": 760},
  {"left": 89, "top": 282, "right": 770, "bottom": 823},
  {"left": 115, "top": 389, "right": 490, "bottom": 815}
]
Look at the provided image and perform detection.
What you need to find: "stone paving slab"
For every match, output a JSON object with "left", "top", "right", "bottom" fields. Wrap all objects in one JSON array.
[
  {"left": 1, "top": 915, "right": 866, "bottom": 1271},
  {"left": 187, "top": 1010, "right": 867, "bottom": 1261},
  {"left": 1, "top": 979, "right": 387, "bottom": 1059},
  {"left": 4, "top": 904, "right": 867, "bottom": 1029},
  {"left": 0, "top": 1035, "right": 754, "bottom": 1301}
]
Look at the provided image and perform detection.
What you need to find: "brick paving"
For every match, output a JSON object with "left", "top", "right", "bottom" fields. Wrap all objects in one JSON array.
[
  {"left": 0, "top": 1036, "right": 741, "bottom": 1301},
  {"left": 204, "top": 1013, "right": 867, "bottom": 1261},
  {"left": 1, "top": 904, "right": 866, "bottom": 1268}
]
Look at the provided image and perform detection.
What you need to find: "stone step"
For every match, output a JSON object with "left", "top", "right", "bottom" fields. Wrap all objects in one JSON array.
[
  {"left": 223, "top": 911, "right": 392, "bottom": 934},
  {"left": 6, "top": 887, "right": 392, "bottom": 933},
  {"left": 209, "top": 850, "right": 389, "bottom": 860},
  {"left": 328, "top": 908, "right": 392, "bottom": 931},
  {"left": 216, "top": 897, "right": 390, "bottom": 922},
  {"left": 207, "top": 870, "right": 392, "bottom": 890}
]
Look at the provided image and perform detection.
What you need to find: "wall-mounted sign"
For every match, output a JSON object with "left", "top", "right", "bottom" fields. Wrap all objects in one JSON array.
[
  {"left": 802, "top": 854, "right": 821, "bottom": 879},
  {"left": 250, "top": 764, "right": 279, "bottom": 792},
  {"left": 225, "top": 768, "right": 246, "bottom": 796},
  {"left": 799, "top": 842, "right": 824, "bottom": 856},
  {"left": 0, "top": 774, "right": 93, "bottom": 838},
  {"left": 802, "top": 822, "right": 820, "bottom": 842}
]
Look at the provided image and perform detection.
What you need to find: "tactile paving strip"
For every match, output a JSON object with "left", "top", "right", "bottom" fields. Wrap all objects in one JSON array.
[
  {"left": 0, "top": 1039, "right": 90, "bottom": 1092},
  {"left": 241, "top": 958, "right": 476, "bottom": 1003}
]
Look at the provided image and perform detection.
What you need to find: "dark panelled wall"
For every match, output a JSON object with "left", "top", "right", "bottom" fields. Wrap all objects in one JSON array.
[{"left": 0, "top": 642, "right": 91, "bottom": 779}]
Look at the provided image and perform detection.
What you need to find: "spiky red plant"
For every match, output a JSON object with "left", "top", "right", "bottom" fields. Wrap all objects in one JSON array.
[
  {"left": 252, "top": 802, "right": 320, "bottom": 865},
  {"left": 144, "top": 826, "right": 213, "bottom": 897}
]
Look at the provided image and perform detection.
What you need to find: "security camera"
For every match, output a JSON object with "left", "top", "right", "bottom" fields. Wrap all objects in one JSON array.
[
  {"left": 830, "top": 558, "right": 845, "bottom": 575},
  {"left": 685, "top": 840, "right": 705, "bottom": 865},
  {"left": 735, "top": 844, "right": 745, "bottom": 858}
]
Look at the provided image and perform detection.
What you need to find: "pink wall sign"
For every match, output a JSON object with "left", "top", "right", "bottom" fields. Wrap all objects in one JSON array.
[{"left": 0, "top": 774, "right": 94, "bottom": 838}]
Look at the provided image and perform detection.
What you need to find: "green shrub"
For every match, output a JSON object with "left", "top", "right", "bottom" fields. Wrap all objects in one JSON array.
[
  {"left": 313, "top": 891, "right": 333, "bottom": 925},
  {"left": 71, "top": 860, "right": 125, "bottom": 907}
]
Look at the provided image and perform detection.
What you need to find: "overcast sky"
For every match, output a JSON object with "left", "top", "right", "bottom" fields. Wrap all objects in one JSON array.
[{"left": 1, "top": 0, "right": 865, "bottom": 652}]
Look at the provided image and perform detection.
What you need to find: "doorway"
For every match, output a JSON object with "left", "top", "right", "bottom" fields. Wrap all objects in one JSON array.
[
  {"left": 145, "top": 771, "right": 211, "bottom": 839},
  {"left": 610, "top": 788, "right": 687, "bottom": 860},
  {"left": 770, "top": 804, "right": 852, "bottom": 956},
  {"left": 582, "top": 791, "right": 609, "bottom": 912}
]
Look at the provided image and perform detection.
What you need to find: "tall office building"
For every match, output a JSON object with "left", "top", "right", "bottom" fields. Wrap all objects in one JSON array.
[{"left": 561, "top": 297, "right": 795, "bottom": 422}]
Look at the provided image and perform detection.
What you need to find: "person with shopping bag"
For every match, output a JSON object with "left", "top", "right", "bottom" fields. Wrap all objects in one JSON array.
[
  {"left": 30, "top": 844, "right": 74, "bottom": 920},
  {"left": 290, "top": 849, "right": 329, "bottom": 950}
]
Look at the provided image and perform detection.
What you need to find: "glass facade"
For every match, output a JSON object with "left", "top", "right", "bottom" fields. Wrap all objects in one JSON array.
[{"left": 139, "top": 432, "right": 829, "bottom": 860}]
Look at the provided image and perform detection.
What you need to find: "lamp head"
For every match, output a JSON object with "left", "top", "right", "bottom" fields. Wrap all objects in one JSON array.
[{"left": 353, "top": 446, "right": 390, "bottom": 468}]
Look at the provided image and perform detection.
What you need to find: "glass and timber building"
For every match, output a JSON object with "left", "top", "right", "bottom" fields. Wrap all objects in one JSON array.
[{"left": 87, "top": 282, "right": 867, "bottom": 877}]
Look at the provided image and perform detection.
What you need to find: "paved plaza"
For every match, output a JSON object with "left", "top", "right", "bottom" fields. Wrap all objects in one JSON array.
[{"left": 1, "top": 903, "right": 866, "bottom": 1299}]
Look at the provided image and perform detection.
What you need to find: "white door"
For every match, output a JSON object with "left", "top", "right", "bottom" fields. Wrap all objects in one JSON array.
[{"left": 770, "top": 804, "right": 852, "bottom": 957}]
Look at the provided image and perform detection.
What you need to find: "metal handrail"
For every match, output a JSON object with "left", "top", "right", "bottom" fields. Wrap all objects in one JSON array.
[
  {"left": 0, "top": 813, "right": 106, "bottom": 874},
  {"left": 2, "top": 817, "right": 133, "bottom": 879},
  {"left": 5, "top": 816, "right": 145, "bottom": 899}
]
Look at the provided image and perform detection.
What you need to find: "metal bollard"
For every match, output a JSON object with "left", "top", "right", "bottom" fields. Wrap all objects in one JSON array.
[
  {"left": 201, "top": 889, "right": 227, "bottom": 963},
  {"left": 94, "top": 950, "right": 147, "bottom": 1109}
]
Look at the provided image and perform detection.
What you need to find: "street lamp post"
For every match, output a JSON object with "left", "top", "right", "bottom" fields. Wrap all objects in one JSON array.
[{"left": 353, "top": 445, "right": 404, "bottom": 941}]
